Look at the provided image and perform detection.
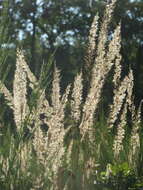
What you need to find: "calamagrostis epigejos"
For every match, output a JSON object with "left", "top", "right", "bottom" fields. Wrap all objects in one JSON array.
[
  {"left": 20, "top": 50, "right": 50, "bottom": 111},
  {"left": 129, "top": 100, "right": 143, "bottom": 166},
  {"left": 19, "top": 142, "right": 32, "bottom": 173},
  {"left": 85, "top": 14, "right": 99, "bottom": 75},
  {"left": 80, "top": 2, "right": 118, "bottom": 138},
  {"left": 13, "top": 50, "right": 27, "bottom": 130},
  {"left": 71, "top": 72, "right": 83, "bottom": 122},
  {"left": 45, "top": 76, "right": 71, "bottom": 175},
  {"left": 50, "top": 84, "right": 72, "bottom": 173},
  {"left": 113, "top": 70, "right": 134, "bottom": 158},
  {"left": 2, "top": 0, "right": 139, "bottom": 187},
  {"left": 88, "top": 14, "right": 99, "bottom": 53},
  {"left": 112, "top": 24, "right": 122, "bottom": 87},
  {"left": 32, "top": 90, "right": 50, "bottom": 166},
  {"left": 33, "top": 125, "right": 48, "bottom": 166},
  {"left": 113, "top": 103, "right": 127, "bottom": 158},
  {"left": 108, "top": 69, "right": 134, "bottom": 129},
  {"left": 0, "top": 81, "right": 13, "bottom": 109},
  {"left": 126, "top": 69, "right": 134, "bottom": 109},
  {"left": 51, "top": 66, "right": 61, "bottom": 112}
]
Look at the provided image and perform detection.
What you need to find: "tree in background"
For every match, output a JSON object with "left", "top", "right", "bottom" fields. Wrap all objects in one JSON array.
[{"left": 0, "top": 0, "right": 143, "bottom": 99}]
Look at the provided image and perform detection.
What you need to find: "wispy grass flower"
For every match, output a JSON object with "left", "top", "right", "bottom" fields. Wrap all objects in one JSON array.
[{"left": 13, "top": 50, "right": 27, "bottom": 130}]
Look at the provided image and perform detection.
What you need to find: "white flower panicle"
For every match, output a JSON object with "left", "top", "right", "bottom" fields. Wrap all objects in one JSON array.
[
  {"left": 113, "top": 54, "right": 122, "bottom": 88},
  {"left": 44, "top": 74, "right": 71, "bottom": 176},
  {"left": 61, "top": 83, "right": 71, "bottom": 107},
  {"left": 33, "top": 126, "right": 48, "bottom": 165},
  {"left": 80, "top": 5, "right": 119, "bottom": 138},
  {"left": 113, "top": 103, "right": 127, "bottom": 158},
  {"left": 105, "top": 24, "right": 121, "bottom": 72},
  {"left": 108, "top": 72, "right": 132, "bottom": 129},
  {"left": 21, "top": 54, "right": 37, "bottom": 87},
  {"left": 136, "top": 100, "right": 143, "bottom": 124},
  {"left": 13, "top": 50, "right": 27, "bottom": 129},
  {"left": 71, "top": 72, "right": 83, "bottom": 122},
  {"left": 51, "top": 66, "right": 61, "bottom": 112},
  {"left": 96, "top": 0, "right": 117, "bottom": 60},
  {"left": 84, "top": 14, "right": 99, "bottom": 92},
  {"left": 129, "top": 100, "right": 142, "bottom": 166},
  {"left": 126, "top": 69, "right": 134, "bottom": 109},
  {"left": 0, "top": 81, "right": 13, "bottom": 109},
  {"left": 88, "top": 14, "right": 99, "bottom": 52},
  {"left": 85, "top": 14, "right": 99, "bottom": 68}
]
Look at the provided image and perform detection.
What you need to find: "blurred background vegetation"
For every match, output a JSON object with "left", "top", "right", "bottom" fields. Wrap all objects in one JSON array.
[{"left": 0, "top": 0, "right": 143, "bottom": 101}]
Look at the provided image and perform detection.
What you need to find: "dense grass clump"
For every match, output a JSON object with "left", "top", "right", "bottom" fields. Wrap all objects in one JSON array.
[{"left": 0, "top": 0, "right": 143, "bottom": 189}]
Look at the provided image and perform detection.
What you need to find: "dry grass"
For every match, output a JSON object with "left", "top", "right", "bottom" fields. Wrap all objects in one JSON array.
[{"left": 0, "top": 0, "right": 142, "bottom": 189}]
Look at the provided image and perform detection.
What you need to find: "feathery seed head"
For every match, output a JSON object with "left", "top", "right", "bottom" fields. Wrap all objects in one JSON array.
[
  {"left": 52, "top": 66, "right": 61, "bottom": 112},
  {"left": 13, "top": 50, "right": 27, "bottom": 129},
  {"left": 71, "top": 72, "right": 83, "bottom": 122},
  {"left": 113, "top": 103, "right": 127, "bottom": 158}
]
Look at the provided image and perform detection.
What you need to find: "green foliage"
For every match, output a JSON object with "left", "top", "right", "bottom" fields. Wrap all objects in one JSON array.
[{"left": 95, "top": 162, "right": 143, "bottom": 190}]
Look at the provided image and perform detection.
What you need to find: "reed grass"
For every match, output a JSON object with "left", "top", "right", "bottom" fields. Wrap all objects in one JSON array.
[{"left": 0, "top": 0, "right": 142, "bottom": 189}]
